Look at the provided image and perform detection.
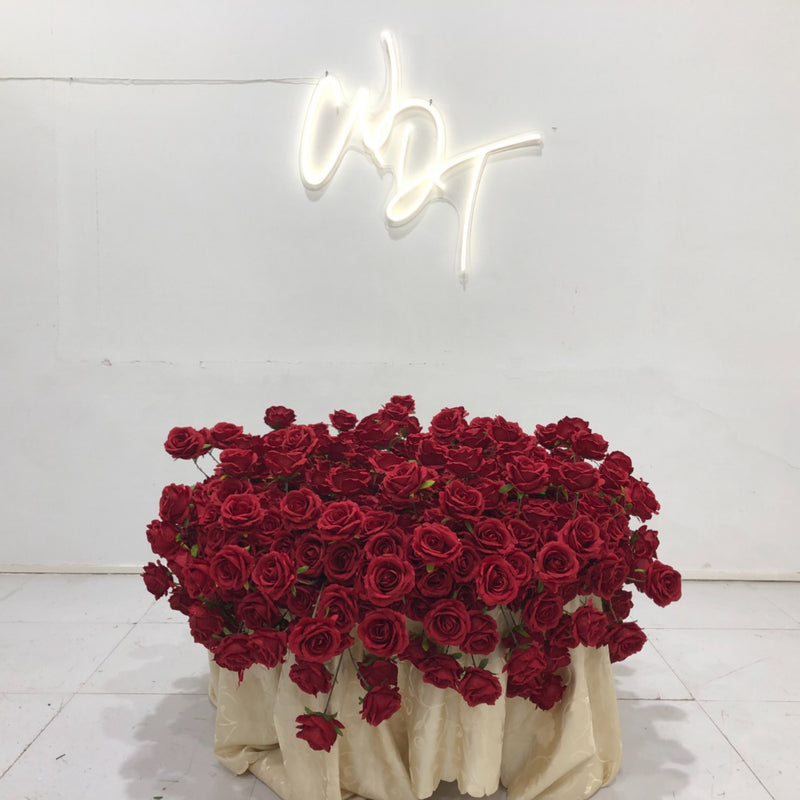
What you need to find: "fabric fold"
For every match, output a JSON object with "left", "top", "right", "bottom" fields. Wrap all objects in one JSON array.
[{"left": 209, "top": 643, "right": 621, "bottom": 800}]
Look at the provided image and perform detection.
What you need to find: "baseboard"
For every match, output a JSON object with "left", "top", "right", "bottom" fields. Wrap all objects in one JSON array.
[{"left": 1, "top": 564, "right": 799, "bottom": 581}]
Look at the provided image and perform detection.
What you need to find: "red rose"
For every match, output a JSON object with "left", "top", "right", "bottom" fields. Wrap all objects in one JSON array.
[
  {"left": 529, "top": 673, "right": 566, "bottom": 710},
  {"left": 412, "top": 436, "right": 449, "bottom": 468},
  {"left": 627, "top": 479, "right": 660, "bottom": 521},
  {"left": 146, "top": 519, "right": 181, "bottom": 559},
  {"left": 289, "top": 660, "right": 332, "bottom": 696},
  {"left": 329, "top": 409, "right": 358, "bottom": 431},
  {"left": 572, "top": 602, "right": 609, "bottom": 647},
  {"left": 264, "top": 405, "right": 296, "bottom": 429},
  {"left": 552, "top": 460, "right": 601, "bottom": 492},
  {"left": 439, "top": 480, "right": 485, "bottom": 520},
  {"left": 506, "top": 550, "right": 534, "bottom": 587},
  {"left": 600, "top": 450, "right": 633, "bottom": 488},
  {"left": 472, "top": 518, "right": 514, "bottom": 555},
  {"left": 358, "top": 609, "right": 409, "bottom": 657},
  {"left": 188, "top": 603, "right": 225, "bottom": 648},
  {"left": 445, "top": 446, "right": 484, "bottom": 478},
  {"left": 288, "top": 616, "right": 344, "bottom": 663},
  {"left": 631, "top": 526, "right": 660, "bottom": 559},
  {"left": 476, "top": 555, "right": 520, "bottom": 606},
  {"left": 504, "top": 455, "right": 549, "bottom": 494},
  {"left": 295, "top": 713, "right": 344, "bottom": 752},
  {"left": 388, "top": 394, "right": 415, "bottom": 414},
  {"left": 142, "top": 562, "right": 173, "bottom": 599},
  {"left": 380, "top": 462, "right": 429, "bottom": 506},
  {"left": 462, "top": 611, "right": 500, "bottom": 655},
  {"left": 362, "top": 511, "right": 399, "bottom": 538},
  {"left": 360, "top": 685, "right": 402, "bottom": 725},
  {"left": 214, "top": 633, "right": 253, "bottom": 680},
  {"left": 535, "top": 422, "right": 560, "bottom": 449},
  {"left": 316, "top": 500, "right": 365, "bottom": 540},
  {"left": 295, "top": 533, "right": 326, "bottom": 578},
  {"left": 248, "top": 628, "right": 288, "bottom": 669},
  {"left": 316, "top": 584, "right": 360, "bottom": 632},
  {"left": 643, "top": 561, "right": 682, "bottom": 607},
  {"left": 418, "top": 654, "right": 462, "bottom": 689},
  {"left": 609, "top": 589, "right": 634, "bottom": 620},
  {"left": 490, "top": 415, "right": 525, "bottom": 444},
  {"left": 504, "top": 646, "right": 548, "bottom": 695},
  {"left": 182, "top": 560, "right": 215, "bottom": 600},
  {"left": 251, "top": 551, "right": 296, "bottom": 600},
  {"left": 558, "top": 516, "right": 604, "bottom": 557},
  {"left": 235, "top": 592, "right": 281, "bottom": 629},
  {"left": 286, "top": 582, "right": 319, "bottom": 617},
  {"left": 533, "top": 541, "right": 581, "bottom": 586},
  {"left": 280, "top": 488, "right": 323, "bottom": 530},
  {"left": 429, "top": 406, "right": 467, "bottom": 440},
  {"left": 164, "top": 426, "right": 208, "bottom": 459},
  {"left": 159, "top": 483, "right": 192, "bottom": 525},
  {"left": 423, "top": 599, "right": 471, "bottom": 647},
  {"left": 357, "top": 658, "right": 398, "bottom": 689},
  {"left": 322, "top": 539, "right": 361, "bottom": 583},
  {"left": 217, "top": 448, "right": 258, "bottom": 477},
  {"left": 220, "top": 493, "right": 264, "bottom": 530},
  {"left": 209, "top": 545, "right": 254, "bottom": 591},
  {"left": 362, "top": 555, "right": 415, "bottom": 606},
  {"left": 607, "top": 621, "right": 647, "bottom": 662},
  {"left": 411, "top": 523, "right": 462, "bottom": 565},
  {"left": 522, "top": 591, "right": 563, "bottom": 631},
  {"left": 451, "top": 545, "right": 481, "bottom": 582},
  {"left": 571, "top": 429, "right": 608, "bottom": 460},
  {"left": 458, "top": 667, "right": 502, "bottom": 707},
  {"left": 587, "top": 555, "right": 628, "bottom": 599},
  {"left": 415, "top": 567, "right": 454, "bottom": 599},
  {"left": 207, "top": 422, "right": 245, "bottom": 449},
  {"left": 330, "top": 467, "right": 371, "bottom": 494}
]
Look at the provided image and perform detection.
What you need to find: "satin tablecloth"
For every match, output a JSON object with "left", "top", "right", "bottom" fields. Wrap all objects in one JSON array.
[{"left": 208, "top": 639, "right": 621, "bottom": 800}]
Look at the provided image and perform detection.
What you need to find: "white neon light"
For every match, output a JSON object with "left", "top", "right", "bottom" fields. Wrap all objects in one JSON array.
[{"left": 299, "top": 31, "right": 542, "bottom": 283}]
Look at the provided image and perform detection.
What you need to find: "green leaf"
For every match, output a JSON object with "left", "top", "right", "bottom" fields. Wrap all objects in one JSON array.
[
  {"left": 419, "top": 479, "right": 436, "bottom": 490},
  {"left": 190, "top": 544, "right": 199, "bottom": 558},
  {"left": 425, "top": 563, "right": 434, "bottom": 574},
  {"left": 464, "top": 521, "right": 474, "bottom": 534},
  {"left": 478, "top": 658, "right": 489, "bottom": 670},
  {"left": 498, "top": 483, "right": 513, "bottom": 494},
  {"left": 297, "top": 565, "right": 310, "bottom": 574}
]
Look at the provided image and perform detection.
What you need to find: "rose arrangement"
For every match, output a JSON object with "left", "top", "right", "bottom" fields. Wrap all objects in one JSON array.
[{"left": 142, "top": 395, "right": 681, "bottom": 752}]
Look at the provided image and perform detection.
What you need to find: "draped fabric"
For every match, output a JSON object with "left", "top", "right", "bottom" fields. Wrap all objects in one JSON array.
[{"left": 209, "top": 642, "right": 621, "bottom": 800}]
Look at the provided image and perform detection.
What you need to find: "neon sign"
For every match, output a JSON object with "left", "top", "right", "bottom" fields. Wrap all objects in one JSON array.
[{"left": 299, "top": 31, "right": 543, "bottom": 284}]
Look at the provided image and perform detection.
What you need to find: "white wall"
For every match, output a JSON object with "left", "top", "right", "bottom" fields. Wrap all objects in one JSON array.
[{"left": 1, "top": 0, "right": 798, "bottom": 576}]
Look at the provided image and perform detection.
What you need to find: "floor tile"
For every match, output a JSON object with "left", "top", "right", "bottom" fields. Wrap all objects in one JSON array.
[
  {"left": 0, "top": 574, "right": 33, "bottom": 605},
  {"left": 612, "top": 641, "right": 691, "bottom": 700},
  {"left": 139, "top": 596, "right": 187, "bottom": 623},
  {"left": 757, "top": 581, "right": 800, "bottom": 625},
  {"left": 0, "top": 692, "right": 277, "bottom": 799},
  {"left": 0, "top": 574, "right": 155, "bottom": 623},
  {"left": 631, "top": 580, "right": 799, "bottom": 630},
  {"left": 649, "top": 628, "right": 800, "bottom": 701},
  {"left": 701, "top": 700, "right": 800, "bottom": 800},
  {"left": 0, "top": 622, "right": 132, "bottom": 692},
  {"left": 0, "top": 692, "right": 71, "bottom": 775},
  {"left": 80, "top": 622, "right": 209, "bottom": 695},
  {"left": 600, "top": 700, "right": 772, "bottom": 799}
]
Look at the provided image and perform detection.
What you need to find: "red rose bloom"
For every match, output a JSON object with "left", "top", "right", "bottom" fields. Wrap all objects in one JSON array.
[
  {"left": 559, "top": 515, "right": 605, "bottom": 558},
  {"left": 458, "top": 667, "right": 502, "bottom": 707},
  {"left": 357, "top": 658, "right": 398, "bottom": 689},
  {"left": 423, "top": 599, "right": 471, "bottom": 647},
  {"left": 220, "top": 493, "right": 264, "bottom": 530},
  {"left": 251, "top": 551, "right": 296, "bottom": 600},
  {"left": 288, "top": 616, "right": 344, "bottom": 663},
  {"left": 142, "top": 562, "right": 172, "bottom": 599},
  {"left": 504, "top": 455, "right": 549, "bottom": 494},
  {"left": 476, "top": 555, "right": 520, "bottom": 606},
  {"left": 209, "top": 545, "right": 254, "bottom": 591},
  {"left": 329, "top": 409, "right": 358, "bottom": 431},
  {"left": 362, "top": 555, "right": 415, "bottom": 606},
  {"left": 358, "top": 609, "right": 409, "bottom": 657},
  {"left": 280, "top": 488, "right": 323, "bottom": 530},
  {"left": 462, "top": 611, "right": 500, "bottom": 655},
  {"left": 411, "top": 523, "right": 462, "bottom": 565},
  {"left": 472, "top": 518, "right": 515, "bottom": 555},
  {"left": 295, "top": 713, "right": 344, "bottom": 752},
  {"left": 418, "top": 653, "right": 462, "bottom": 690},
  {"left": 214, "top": 633, "right": 253, "bottom": 680},
  {"left": 643, "top": 561, "right": 682, "bottom": 607},
  {"left": 317, "top": 584, "right": 360, "bottom": 632},
  {"left": 263, "top": 405, "right": 296, "bottom": 429},
  {"left": 159, "top": 483, "right": 192, "bottom": 525},
  {"left": 522, "top": 591, "right": 563, "bottom": 631},
  {"left": 572, "top": 602, "right": 609, "bottom": 647},
  {"left": 571, "top": 429, "right": 608, "bottom": 460},
  {"left": 360, "top": 685, "right": 402, "bottom": 726},
  {"left": 533, "top": 541, "right": 581, "bottom": 586},
  {"left": 439, "top": 480, "right": 486, "bottom": 520},
  {"left": 164, "top": 426, "right": 208, "bottom": 460},
  {"left": 381, "top": 462, "right": 429, "bottom": 506},
  {"left": 607, "top": 621, "right": 647, "bottom": 662},
  {"left": 553, "top": 460, "right": 601, "bottom": 492},
  {"left": 248, "top": 628, "right": 288, "bottom": 669},
  {"left": 289, "top": 660, "right": 332, "bottom": 696},
  {"left": 627, "top": 479, "right": 660, "bottom": 521},
  {"left": 207, "top": 422, "right": 245, "bottom": 448},
  {"left": 316, "top": 500, "right": 365, "bottom": 540},
  {"left": 429, "top": 406, "right": 468, "bottom": 440}
]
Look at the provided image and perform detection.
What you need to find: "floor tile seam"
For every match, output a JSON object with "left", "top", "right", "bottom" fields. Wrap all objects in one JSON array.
[
  {"left": 73, "top": 621, "right": 140, "bottom": 693},
  {"left": 695, "top": 699, "right": 777, "bottom": 800},
  {"left": 760, "top": 594, "right": 800, "bottom": 626},
  {"left": 0, "top": 691, "right": 76, "bottom": 781},
  {"left": 645, "top": 636, "right": 697, "bottom": 701}
]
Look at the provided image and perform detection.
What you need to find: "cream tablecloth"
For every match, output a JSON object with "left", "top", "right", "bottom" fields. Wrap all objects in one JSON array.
[{"left": 208, "top": 639, "right": 621, "bottom": 800}]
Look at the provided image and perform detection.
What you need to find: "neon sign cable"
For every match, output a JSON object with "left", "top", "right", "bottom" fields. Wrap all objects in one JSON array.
[{"left": 299, "top": 31, "right": 542, "bottom": 285}]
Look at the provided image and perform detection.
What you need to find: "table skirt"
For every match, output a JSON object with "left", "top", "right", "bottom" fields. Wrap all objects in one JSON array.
[{"left": 208, "top": 639, "right": 621, "bottom": 800}]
